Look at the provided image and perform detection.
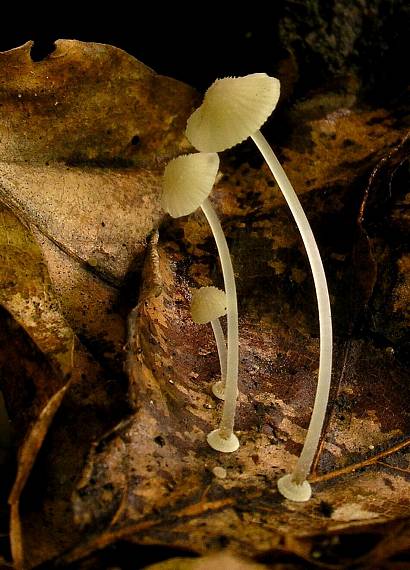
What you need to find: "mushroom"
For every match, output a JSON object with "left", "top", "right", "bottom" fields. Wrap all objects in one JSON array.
[
  {"left": 190, "top": 286, "right": 227, "bottom": 400},
  {"left": 186, "top": 73, "right": 332, "bottom": 500},
  {"left": 162, "top": 152, "right": 240, "bottom": 453}
]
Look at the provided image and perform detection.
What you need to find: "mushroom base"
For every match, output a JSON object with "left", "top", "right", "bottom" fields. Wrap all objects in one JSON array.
[
  {"left": 277, "top": 474, "right": 312, "bottom": 502},
  {"left": 207, "top": 429, "right": 239, "bottom": 452}
]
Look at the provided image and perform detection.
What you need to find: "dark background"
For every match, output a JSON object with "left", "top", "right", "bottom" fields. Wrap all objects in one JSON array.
[
  {"left": 0, "top": 9, "right": 282, "bottom": 90},
  {"left": 0, "top": 1, "right": 408, "bottom": 101},
  {"left": 0, "top": 4, "right": 409, "bottom": 568}
]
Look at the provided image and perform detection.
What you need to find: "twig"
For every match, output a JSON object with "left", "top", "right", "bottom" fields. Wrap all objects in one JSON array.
[
  {"left": 310, "top": 339, "right": 352, "bottom": 476},
  {"left": 377, "top": 461, "right": 410, "bottom": 475},
  {"left": 57, "top": 498, "right": 234, "bottom": 566},
  {"left": 310, "top": 438, "right": 410, "bottom": 484}
]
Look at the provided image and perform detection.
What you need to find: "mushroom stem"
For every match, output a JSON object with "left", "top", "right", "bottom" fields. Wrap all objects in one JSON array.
[
  {"left": 201, "top": 198, "right": 240, "bottom": 452},
  {"left": 251, "top": 130, "right": 332, "bottom": 498},
  {"left": 210, "top": 318, "right": 227, "bottom": 400},
  {"left": 189, "top": 286, "right": 227, "bottom": 399}
]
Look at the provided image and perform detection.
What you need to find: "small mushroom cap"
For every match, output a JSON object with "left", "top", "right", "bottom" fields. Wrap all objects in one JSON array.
[
  {"left": 161, "top": 153, "right": 219, "bottom": 218},
  {"left": 190, "top": 286, "right": 227, "bottom": 324},
  {"left": 186, "top": 73, "right": 280, "bottom": 153}
]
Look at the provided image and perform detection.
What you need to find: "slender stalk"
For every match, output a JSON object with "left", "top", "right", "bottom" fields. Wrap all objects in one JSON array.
[
  {"left": 252, "top": 130, "right": 332, "bottom": 484},
  {"left": 201, "top": 198, "right": 239, "bottom": 449},
  {"left": 210, "top": 318, "right": 227, "bottom": 400}
]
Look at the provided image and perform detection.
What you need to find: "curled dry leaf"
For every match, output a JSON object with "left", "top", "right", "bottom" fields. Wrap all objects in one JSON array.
[
  {"left": 0, "top": 40, "right": 409, "bottom": 570},
  {"left": 63, "top": 95, "right": 409, "bottom": 569},
  {"left": 0, "top": 39, "right": 197, "bottom": 568},
  {"left": 0, "top": 39, "right": 196, "bottom": 288},
  {"left": 0, "top": 206, "right": 74, "bottom": 567}
]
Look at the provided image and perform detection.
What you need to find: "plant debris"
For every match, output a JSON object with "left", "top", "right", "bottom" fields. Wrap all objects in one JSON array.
[{"left": 0, "top": 39, "right": 408, "bottom": 569}]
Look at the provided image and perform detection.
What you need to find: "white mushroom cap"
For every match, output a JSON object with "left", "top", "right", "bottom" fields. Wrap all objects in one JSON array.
[
  {"left": 186, "top": 73, "right": 280, "bottom": 153},
  {"left": 161, "top": 152, "right": 219, "bottom": 218},
  {"left": 190, "top": 286, "right": 227, "bottom": 324}
]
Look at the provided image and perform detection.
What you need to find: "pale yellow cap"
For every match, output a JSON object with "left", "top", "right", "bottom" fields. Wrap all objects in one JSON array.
[
  {"left": 186, "top": 73, "right": 280, "bottom": 152},
  {"left": 190, "top": 286, "right": 227, "bottom": 324},
  {"left": 161, "top": 153, "right": 219, "bottom": 218}
]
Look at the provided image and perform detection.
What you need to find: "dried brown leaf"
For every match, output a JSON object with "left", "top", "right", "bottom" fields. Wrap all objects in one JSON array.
[
  {"left": 143, "top": 552, "right": 269, "bottom": 570},
  {"left": 0, "top": 39, "right": 197, "bottom": 568},
  {"left": 63, "top": 95, "right": 409, "bottom": 569},
  {"left": 0, "top": 40, "right": 408, "bottom": 570},
  {"left": 0, "top": 206, "right": 74, "bottom": 567}
]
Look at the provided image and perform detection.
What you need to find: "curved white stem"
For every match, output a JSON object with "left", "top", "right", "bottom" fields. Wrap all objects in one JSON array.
[
  {"left": 210, "top": 319, "right": 227, "bottom": 400},
  {"left": 201, "top": 198, "right": 240, "bottom": 452},
  {"left": 252, "top": 131, "right": 332, "bottom": 496}
]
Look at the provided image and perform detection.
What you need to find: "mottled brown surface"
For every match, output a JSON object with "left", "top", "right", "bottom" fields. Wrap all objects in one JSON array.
[
  {"left": 66, "top": 231, "right": 409, "bottom": 568},
  {"left": 0, "top": 40, "right": 409, "bottom": 570},
  {"left": 0, "top": 40, "right": 197, "bottom": 568}
]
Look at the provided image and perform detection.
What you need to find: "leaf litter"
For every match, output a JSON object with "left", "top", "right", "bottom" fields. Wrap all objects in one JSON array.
[{"left": 0, "top": 40, "right": 408, "bottom": 569}]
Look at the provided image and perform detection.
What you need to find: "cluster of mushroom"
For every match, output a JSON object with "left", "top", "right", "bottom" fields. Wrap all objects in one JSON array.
[{"left": 161, "top": 74, "right": 333, "bottom": 502}]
